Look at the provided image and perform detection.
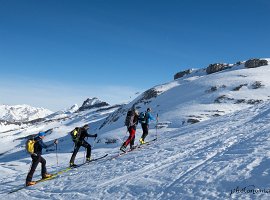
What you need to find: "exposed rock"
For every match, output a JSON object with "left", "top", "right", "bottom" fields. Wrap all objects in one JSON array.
[
  {"left": 235, "top": 61, "right": 244, "bottom": 66},
  {"left": 206, "top": 86, "right": 218, "bottom": 93},
  {"left": 174, "top": 69, "right": 193, "bottom": 80},
  {"left": 235, "top": 99, "right": 263, "bottom": 104},
  {"left": 133, "top": 88, "right": 161, "bottom": 107},
  {"left": 187, "top": 118, "right": 200, "bottom": 124},
  {"left": 237, "top": 75, "right": 248, "bottom": 78},
  {"left": 78, "top": 98, "right": 109, "bottom": 112},
  {"left": 206, "top": 63, "right": 229, "bottom": 74},
  {"left": 232, "top": 84, "right": 248, "bottom": 91},
  {"left": 245, "top": 59, "right": 268, "bottom": 68},
  {"left": 214, "top": 95, "right": 234, "bottom": 103},
  {"left": 205, "top": 85, "right": 226, "bottom": 93},
  {"left": 251, "top": 81, "right": 264, "bottom": 89}
]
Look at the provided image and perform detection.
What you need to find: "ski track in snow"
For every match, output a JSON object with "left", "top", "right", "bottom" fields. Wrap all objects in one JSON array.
[{"left": 2, "top": 103, "right": 270, "bottom": 199}]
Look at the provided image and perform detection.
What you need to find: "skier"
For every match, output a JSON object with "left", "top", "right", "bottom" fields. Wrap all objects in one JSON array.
[
  {"left": 69, "top": 124, "right": 97, "bottom": 167},
  {"left": 139, "top": 107, "right": 157, "bottom": 144},
  {"left": 25, "top": 132, "right": 58, "bottom": 186},
  {"left": 120, "top": 109, "right": 139, "bottom": 152}
]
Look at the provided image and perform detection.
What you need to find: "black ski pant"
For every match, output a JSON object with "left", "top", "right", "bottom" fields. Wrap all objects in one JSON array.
[
  {"left": 26, "top": 155, "right": 47, "bottom": 182},
  {"left": 141, "top": 123, "right": 149, "bottom": 141},
  {"left": 70, "top": 140, "right": 91, "bottom": 164}
]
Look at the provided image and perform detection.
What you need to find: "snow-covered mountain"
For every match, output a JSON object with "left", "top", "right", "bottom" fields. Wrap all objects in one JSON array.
[
  {"left": 44, "top": 104, "right": 79, "bottom": 120},
  {"left": 1, "top": 58, "right": 270, "bottom": 199},
  {"left": 99, "top": 58, "right": 270, "bottom": 132},
  {"left": 0, "top": 104, "right": 52, "bottom": 122}
]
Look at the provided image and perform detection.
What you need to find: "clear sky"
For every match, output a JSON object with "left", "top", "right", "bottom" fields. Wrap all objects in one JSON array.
[{"left": 0, "top": 0, "right": 269, "bottom": 111}]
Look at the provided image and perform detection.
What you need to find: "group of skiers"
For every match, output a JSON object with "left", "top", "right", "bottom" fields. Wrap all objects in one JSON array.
[
  {"left": 25, "top": 107, "right": 157, "bottom": 187},
  {"left": 120, "top": 107, "right": 156, "bottom": 152}
]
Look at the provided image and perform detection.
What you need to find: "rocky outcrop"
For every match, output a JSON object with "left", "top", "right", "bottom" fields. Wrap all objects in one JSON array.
[
  {"left": 206, "top": 63, "right": 228, "bottom": 74},
  {"left": 187, "top": 118, "right": 200, "bottom": 124},
  {"left": 174, "top": 69, "right": 193, "bottom": 80},
  {"left": 251, "top": 81, "right": 264, "bottom": 89},
  {"left": 214, "top": 95, "right": 234, "bottom": 103},
  {"left": 78, "top": 98, "right": 109, "bottom": 112},
  {"left": 245, "top": 59, "right": 268, "bottom": 68},
  {"left": 232, "top": 84, "right": 248, "bottom": 91}
]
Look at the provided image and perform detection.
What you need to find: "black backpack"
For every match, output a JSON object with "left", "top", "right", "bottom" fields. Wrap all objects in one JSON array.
[
  {"left": 138, "top": 112, "right": 147, "bottom": 124},
  {"left": 125, "top": 110, "right": 134, "bottom": 127}
]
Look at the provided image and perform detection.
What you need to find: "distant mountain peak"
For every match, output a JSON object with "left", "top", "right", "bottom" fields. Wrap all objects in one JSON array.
[
  {"left": 0, "top": 104, "right": 53, "bottom": 122},
  {"left": 78, "top": 97, "right": 109, "bottom": 112}
]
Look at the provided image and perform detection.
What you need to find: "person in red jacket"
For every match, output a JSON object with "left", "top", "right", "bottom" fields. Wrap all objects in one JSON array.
[{"left": 120, "top": 109, "right": 139, "bottom": 152}]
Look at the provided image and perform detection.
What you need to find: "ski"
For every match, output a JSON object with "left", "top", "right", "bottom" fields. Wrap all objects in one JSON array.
[
  {"left": 111, "top": 138, "right": 157, "bottom": 160},
  {"left": 8, "top": 154, "right": 108, "bottom": 194},
  {"left": 142, "top": 138, "right": 157, "bottom": 145},
  {"left": 8, "top": 174, "right": 59, "bottom": 194},
  {"left": 72, "top": 154, "right": 108, "bottom": 168}
]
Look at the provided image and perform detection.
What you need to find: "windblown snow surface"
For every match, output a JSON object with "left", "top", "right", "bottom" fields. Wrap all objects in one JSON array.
[{"left": 1, "top": 61, "right": 270, "bottom": 199}]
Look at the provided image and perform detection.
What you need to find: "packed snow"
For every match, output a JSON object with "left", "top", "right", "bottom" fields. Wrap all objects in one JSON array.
[{"left": 1, "top": 60, "right": 270, "bottom": 199}]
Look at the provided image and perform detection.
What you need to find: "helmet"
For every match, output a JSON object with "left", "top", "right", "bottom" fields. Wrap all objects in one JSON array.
[
  {"left": 147, "top": 108, "right": 152, "bottom": 112},
  {"left": 38, "top": 132, "right": 46, "bottom": 137}
]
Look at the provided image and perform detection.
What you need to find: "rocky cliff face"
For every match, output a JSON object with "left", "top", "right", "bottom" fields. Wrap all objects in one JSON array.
[{"left": 78, "top": 97, "right": 110, "bottom": 112}]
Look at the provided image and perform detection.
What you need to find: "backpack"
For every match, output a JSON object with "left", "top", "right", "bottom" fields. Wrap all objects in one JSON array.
[
  {"left": 125, "top": 110, "right": 134, "bottom": 127},
  {"left": 138, "top": 112, "right": 147, "bottom": 124},
  {"left": 25, "top": 136, "right": 36, "bottom": 155},
  {"left": 70, "top": 127, "right": 80, "bottom": 143}
]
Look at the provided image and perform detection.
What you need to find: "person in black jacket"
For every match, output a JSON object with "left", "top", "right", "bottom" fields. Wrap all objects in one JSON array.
[
  {"left": 69, "top": 124, "right": 97, "bottom": 167},
  {"left": 26, "top": 131, "right": 58, "bottom": 186}
]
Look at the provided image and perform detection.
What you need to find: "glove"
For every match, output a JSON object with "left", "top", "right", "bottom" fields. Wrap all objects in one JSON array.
[
  {"left": 54, "top": 139, "right": 58, "bottom": 144},
  {"left": 94, "top": 134, "right": 97, "bottom": 138}
]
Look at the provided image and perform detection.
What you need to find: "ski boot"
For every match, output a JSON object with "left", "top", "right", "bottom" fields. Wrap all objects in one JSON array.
[
  {"left": 42, "top": 173, "right": 53, "bottom": 179},
  {"left": 120, "top": 144, "right": 127, "bottom": 152},
  {"left": 26, "top": 181, "right": 36, "bottom": 186}
]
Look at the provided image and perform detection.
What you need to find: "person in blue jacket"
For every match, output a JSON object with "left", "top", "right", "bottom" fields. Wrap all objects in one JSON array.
[
  {"left": 139, "top": 108, "right": 156, "bottom": 144},
  {"left": 26, "top": 131, "right": 58, "bottom": 186}
]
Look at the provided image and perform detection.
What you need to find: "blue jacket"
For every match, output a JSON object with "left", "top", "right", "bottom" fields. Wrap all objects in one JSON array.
[
  {"left": 145, "top": 112, "right": 156, "bottom": 124},
  {"left": 33, "top": 136, "right": 54, "bottom": 156}
]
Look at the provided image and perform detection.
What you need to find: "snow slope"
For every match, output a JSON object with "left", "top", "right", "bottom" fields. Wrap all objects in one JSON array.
[
  {"left": 99, "top": 61, "right": 270, "bottom": 134},
  {"left": 1, "top": 101, "right": 270, "bottom": 199},
  {"left": 1, "top": 59, "right": 270, "bottom": 199}
]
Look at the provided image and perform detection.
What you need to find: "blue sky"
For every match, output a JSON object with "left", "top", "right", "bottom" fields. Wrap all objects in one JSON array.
[{"left": 0, "top": 0, "right": 269, "bottom": 111}]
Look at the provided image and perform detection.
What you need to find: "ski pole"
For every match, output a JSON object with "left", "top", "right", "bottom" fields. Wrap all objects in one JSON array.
[
  {"left": 92, "top": 135, "right": 97, "bottom": 149},
  {"left": 83, "top": 137, "right": 88, "bottom": 163},
  {"left": 156, "top": 113, "right": 159, "bottom": 140},
  {"left": 56, "top": 143, "right": 59, "bottom": 167}
]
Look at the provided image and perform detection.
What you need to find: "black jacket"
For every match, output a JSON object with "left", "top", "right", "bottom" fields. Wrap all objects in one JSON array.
[{"left": 78, "top": 127, "right": 96, "bottom": 142}]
